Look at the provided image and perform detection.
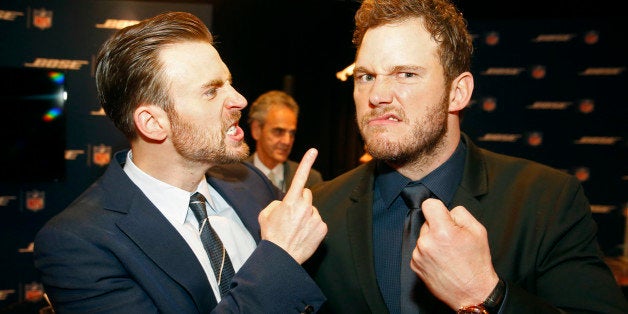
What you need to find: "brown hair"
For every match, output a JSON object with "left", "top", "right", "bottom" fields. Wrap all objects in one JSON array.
[
  {"left": 95, "top": 11, "right": 213, "bottom": 139},
  {"left": 353, "top": 0, "right": 473, "bottom": 85}
]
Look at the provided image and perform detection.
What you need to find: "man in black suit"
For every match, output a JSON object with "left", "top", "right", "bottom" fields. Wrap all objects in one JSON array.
[
  {"left": 307, "top": 0, "right": 627, "bottom": 313},
  {"left": 34, "top": 12, "right": 326, "bottom": 313}
]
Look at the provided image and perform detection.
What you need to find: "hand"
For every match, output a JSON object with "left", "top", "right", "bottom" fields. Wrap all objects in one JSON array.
[
  {"left": 258, "top": 148, "right": 328, "bottom": 264},
  {"left": 410, "top": 198, "right": 499, "bottom": 310}
]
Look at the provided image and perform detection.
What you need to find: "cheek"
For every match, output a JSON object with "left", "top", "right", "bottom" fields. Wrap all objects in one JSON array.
[
  {"left": 263, "top": 133, "right": 279, "bottom": 145},
  {"left": 354, "top": 90, "right": 370, "bottom": 113},
  {"left": 353, "top": 87, "right": 367, "bottom": 103},
  {"left": 396, "top": 87, "right": 413, "bottom": 100}
]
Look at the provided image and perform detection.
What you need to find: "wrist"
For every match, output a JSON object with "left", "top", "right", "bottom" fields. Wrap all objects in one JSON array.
[{"left": 457, "top": 278, "right": 506, "bottom": 314}]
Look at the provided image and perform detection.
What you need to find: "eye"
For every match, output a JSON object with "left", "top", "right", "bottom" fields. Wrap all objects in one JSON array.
[
  {"left": 400, "top": 72, "right": 416, "bottom": 78},
  {"left": 204, "top": 88, "right": 218, "bottom": 99},
  {"left": 355, "top": 73, "right": 374, "bottom": 83}
]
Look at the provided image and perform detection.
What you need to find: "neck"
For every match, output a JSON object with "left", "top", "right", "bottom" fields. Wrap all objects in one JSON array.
[
  {"left": 394, "top": 121, "right": 461, "bottom": 181},
  {"left": 256, "top": 151, "right": 280, "bottom": 170},
  {"left": 131, "top": 142, "right": 210, "bottom": 192}
]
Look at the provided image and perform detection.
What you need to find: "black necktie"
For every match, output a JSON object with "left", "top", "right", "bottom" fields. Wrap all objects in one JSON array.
[
  {"left": 189, "top": 192, "right": 235, "bottom": 296},
  {"left": 399, "top": 183, "right": 431, "bottom": 313}
]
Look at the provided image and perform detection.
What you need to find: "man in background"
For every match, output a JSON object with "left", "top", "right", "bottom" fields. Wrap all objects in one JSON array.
[
  {"left": 307, "top": 0, "right": 628, "bottom": 313},
  {"left": 247, "top": 90, "right": 323, "bottom": 192},
  {"left": 34, "top": 12, "right": 326, "bottom": 313}
]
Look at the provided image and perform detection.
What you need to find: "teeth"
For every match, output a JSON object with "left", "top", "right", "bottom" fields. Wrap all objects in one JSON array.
[
  {"left": 388, "top": 117, "right": 399, "bottom": 121},
  {"left": 226, "top": 125, "right": 236, "bottom": 135}
]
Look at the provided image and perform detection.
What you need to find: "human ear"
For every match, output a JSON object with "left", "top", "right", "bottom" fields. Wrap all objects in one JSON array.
[
  {"left": 448, "top": 72, "right": 474, "bottom": 113},
  {"left": 250, "top": 120, "right": 262, "bottom": 140},
  {"left": 133, "top": 105, "right": 169, "bottom": 141}
]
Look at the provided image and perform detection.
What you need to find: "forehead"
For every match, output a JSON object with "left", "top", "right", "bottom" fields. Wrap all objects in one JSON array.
[
  {"left": 265, "top": 105, "right": 297, "bottom": 125},
  {"left": 356, "top": 17, "right": 439, "bottom": 69},
  {"left": 159, "top": 41, "right": 229, "bottom": 86}
]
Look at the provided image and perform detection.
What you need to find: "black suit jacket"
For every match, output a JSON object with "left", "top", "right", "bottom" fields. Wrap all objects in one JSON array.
[
  {"left": 307, "top": 134, "right": 627, "bottom": 313},
  {"left": 34, "top": 151, "right": 325, "bottom": 313}
]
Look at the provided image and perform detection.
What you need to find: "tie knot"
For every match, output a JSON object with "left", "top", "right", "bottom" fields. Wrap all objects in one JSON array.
[
  {"left": 400, "top": 183, "right": 431, "bottom": 211},
  {"left": 189, "top": 192, "right": 208, "bottom": 222}
]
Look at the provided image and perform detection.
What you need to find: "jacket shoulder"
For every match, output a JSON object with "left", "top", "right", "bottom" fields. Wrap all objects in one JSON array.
[
  {"left": 312, "top": 162, "right": 374, "bottom": 199},
  {"left": 207, "top": 161, "right": 267, "bottom": 182}
]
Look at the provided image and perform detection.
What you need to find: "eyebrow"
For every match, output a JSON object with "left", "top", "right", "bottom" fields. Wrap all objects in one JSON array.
[
  {"left": 390, "top": 65, "right": 425, "bottom": 73},
  {"left": 353, "top": 64, "right": 426, "bottom": 75},
  {"left": 200, "top": 74, "right": 232, "bottom": 90},
  {"left": 353, "top": 65, "right": 369, "bottom": 74}
]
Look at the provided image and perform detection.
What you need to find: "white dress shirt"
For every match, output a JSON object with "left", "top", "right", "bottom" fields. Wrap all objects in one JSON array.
[
  {"left": 253, "top": 153, "right": 285, "bottom": 191},
  {"left": 123, "top": 151, "right": 256, "bottom": 301}
]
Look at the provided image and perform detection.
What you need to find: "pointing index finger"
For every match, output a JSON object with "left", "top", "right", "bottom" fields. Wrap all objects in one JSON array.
[{"left": 283, "top": 148, "right": 318, "bottom": 203}]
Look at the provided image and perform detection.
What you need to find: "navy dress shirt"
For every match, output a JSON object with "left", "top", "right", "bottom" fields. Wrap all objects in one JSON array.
[{"left": 372, "top": 141, "right": 466, "bottom": 313}]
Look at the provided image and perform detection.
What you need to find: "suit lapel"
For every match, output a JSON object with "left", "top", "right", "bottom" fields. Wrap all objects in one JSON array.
[
  {"left": 116, "top": 196, "right": 216, "bottom": 311},
  {"left": 346, "top": 163, "right": 390, "bottom": 313},
  {"left": 101, "top": 153, "right": 216, "bottom": 312},
  {"left": 453, "top": 134, "right": 489, "bottom": 218},
  {"left": 205, "top": 164, "right": 275, "bottom": 243},
  {"left": 214, "top": 180, "right": 261, "bottom": 242}
]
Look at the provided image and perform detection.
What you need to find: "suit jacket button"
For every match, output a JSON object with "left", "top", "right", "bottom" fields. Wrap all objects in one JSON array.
[{"left": 301, "top": 305, "right": 314, "bottom": 314}]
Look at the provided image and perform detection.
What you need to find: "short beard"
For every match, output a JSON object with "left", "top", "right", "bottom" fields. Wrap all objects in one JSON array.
[
  {"left": 169, "top": 109, "right": 249, "bottom": 165},
  {"left": 359, "top": 94, "right": 448, "bottom": 168}
]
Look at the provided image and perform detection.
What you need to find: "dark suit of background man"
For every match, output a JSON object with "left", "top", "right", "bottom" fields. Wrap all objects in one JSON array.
[
  {"left": 247, "top": 90, "right": 323, "bottom": 192},
  {"left": 306, "top": 0, "right": 628, "bottom": 313},
  {"left": 34, "top": 12, "right": 327, "bottom": 313}
]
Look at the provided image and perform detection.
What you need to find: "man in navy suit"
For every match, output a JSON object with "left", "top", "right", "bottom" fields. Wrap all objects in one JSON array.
[{"left": 34, "top": 12, "right": 327, "bottom": 313}]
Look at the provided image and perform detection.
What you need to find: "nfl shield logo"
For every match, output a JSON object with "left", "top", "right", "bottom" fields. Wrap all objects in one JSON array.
[
  {"left": 579, "top": 99, "right": 595, "bottom": 114},
  {"left": 526, "top": 132, "right": 543, "bottom": 147},
  {"left": 33, "top": 8, "right": 53, "bottom": 30},
  {"left": 26, "top": 190, "right": 45, "bottom": 212},
  {"left": 93, "top": 144, "right": 112, "bottom": 166},
  {"left": 574, "top": 167, "right": 590, "bottom": 182},
  {"left": 24, "top": 282, "right": 44, "bottom": 302},
  {"left": 482, "top": 97, "right": 497, "bottom": 112}
]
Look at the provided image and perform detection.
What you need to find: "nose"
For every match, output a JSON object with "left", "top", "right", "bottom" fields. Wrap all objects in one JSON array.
[
  {"left": 280, "top": 131, "right": 295, "bottom": 144},
  {"left": 368, "top": 76, "right": 393, "bottom": 107},
  {"left": 225, "top": 85, "right": 247, "bottom": 110}
]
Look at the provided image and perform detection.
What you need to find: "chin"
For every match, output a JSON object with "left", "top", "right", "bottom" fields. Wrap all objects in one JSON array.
[{"left": 222, "top": 143, "right": 250, "bottom": 163}]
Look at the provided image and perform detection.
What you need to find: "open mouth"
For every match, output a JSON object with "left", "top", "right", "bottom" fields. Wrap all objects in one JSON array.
[
  {"left": 226, "top": 122, "right": 244, "bottom": 141},
  {"left": 226, "top": 124, "right": 237, "bottom": 136}
]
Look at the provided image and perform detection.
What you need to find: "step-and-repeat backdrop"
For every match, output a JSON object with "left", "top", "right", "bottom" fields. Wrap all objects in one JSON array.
[
  {"left": 0, "top": 0, "right": 626, "bottom": 309},
  {"left": 0, "top": 0, "right": 212, "bottom": 308},
  {"left": 462, "top": 18, "right": 627, "bottom": 256}
]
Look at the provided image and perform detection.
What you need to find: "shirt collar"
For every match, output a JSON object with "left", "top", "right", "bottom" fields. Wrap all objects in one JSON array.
[
  {"left": 123, "top": 150, "right": 211, "bottom": 225},
  {"left": 253, "top": 152, "right": 284, "bottom": 180},
  {"left": 375, "top": 140, "right": 466, "bottom": 208}
]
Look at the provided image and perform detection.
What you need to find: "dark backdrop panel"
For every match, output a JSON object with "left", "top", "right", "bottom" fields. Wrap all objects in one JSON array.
[
  {"left": 462, "top": 18, "right": 627, "bottom": 256},
  {"left": 0, "top": 0, "right": 212, "bottom": 308}
]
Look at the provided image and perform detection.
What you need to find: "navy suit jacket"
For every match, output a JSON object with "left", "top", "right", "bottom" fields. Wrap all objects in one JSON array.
[
  {"left": 306, "top": 134, "right": 627, "bottom": 313},
  {"left": 34, "top": 151, "right": 325, "bottom": 313}
]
